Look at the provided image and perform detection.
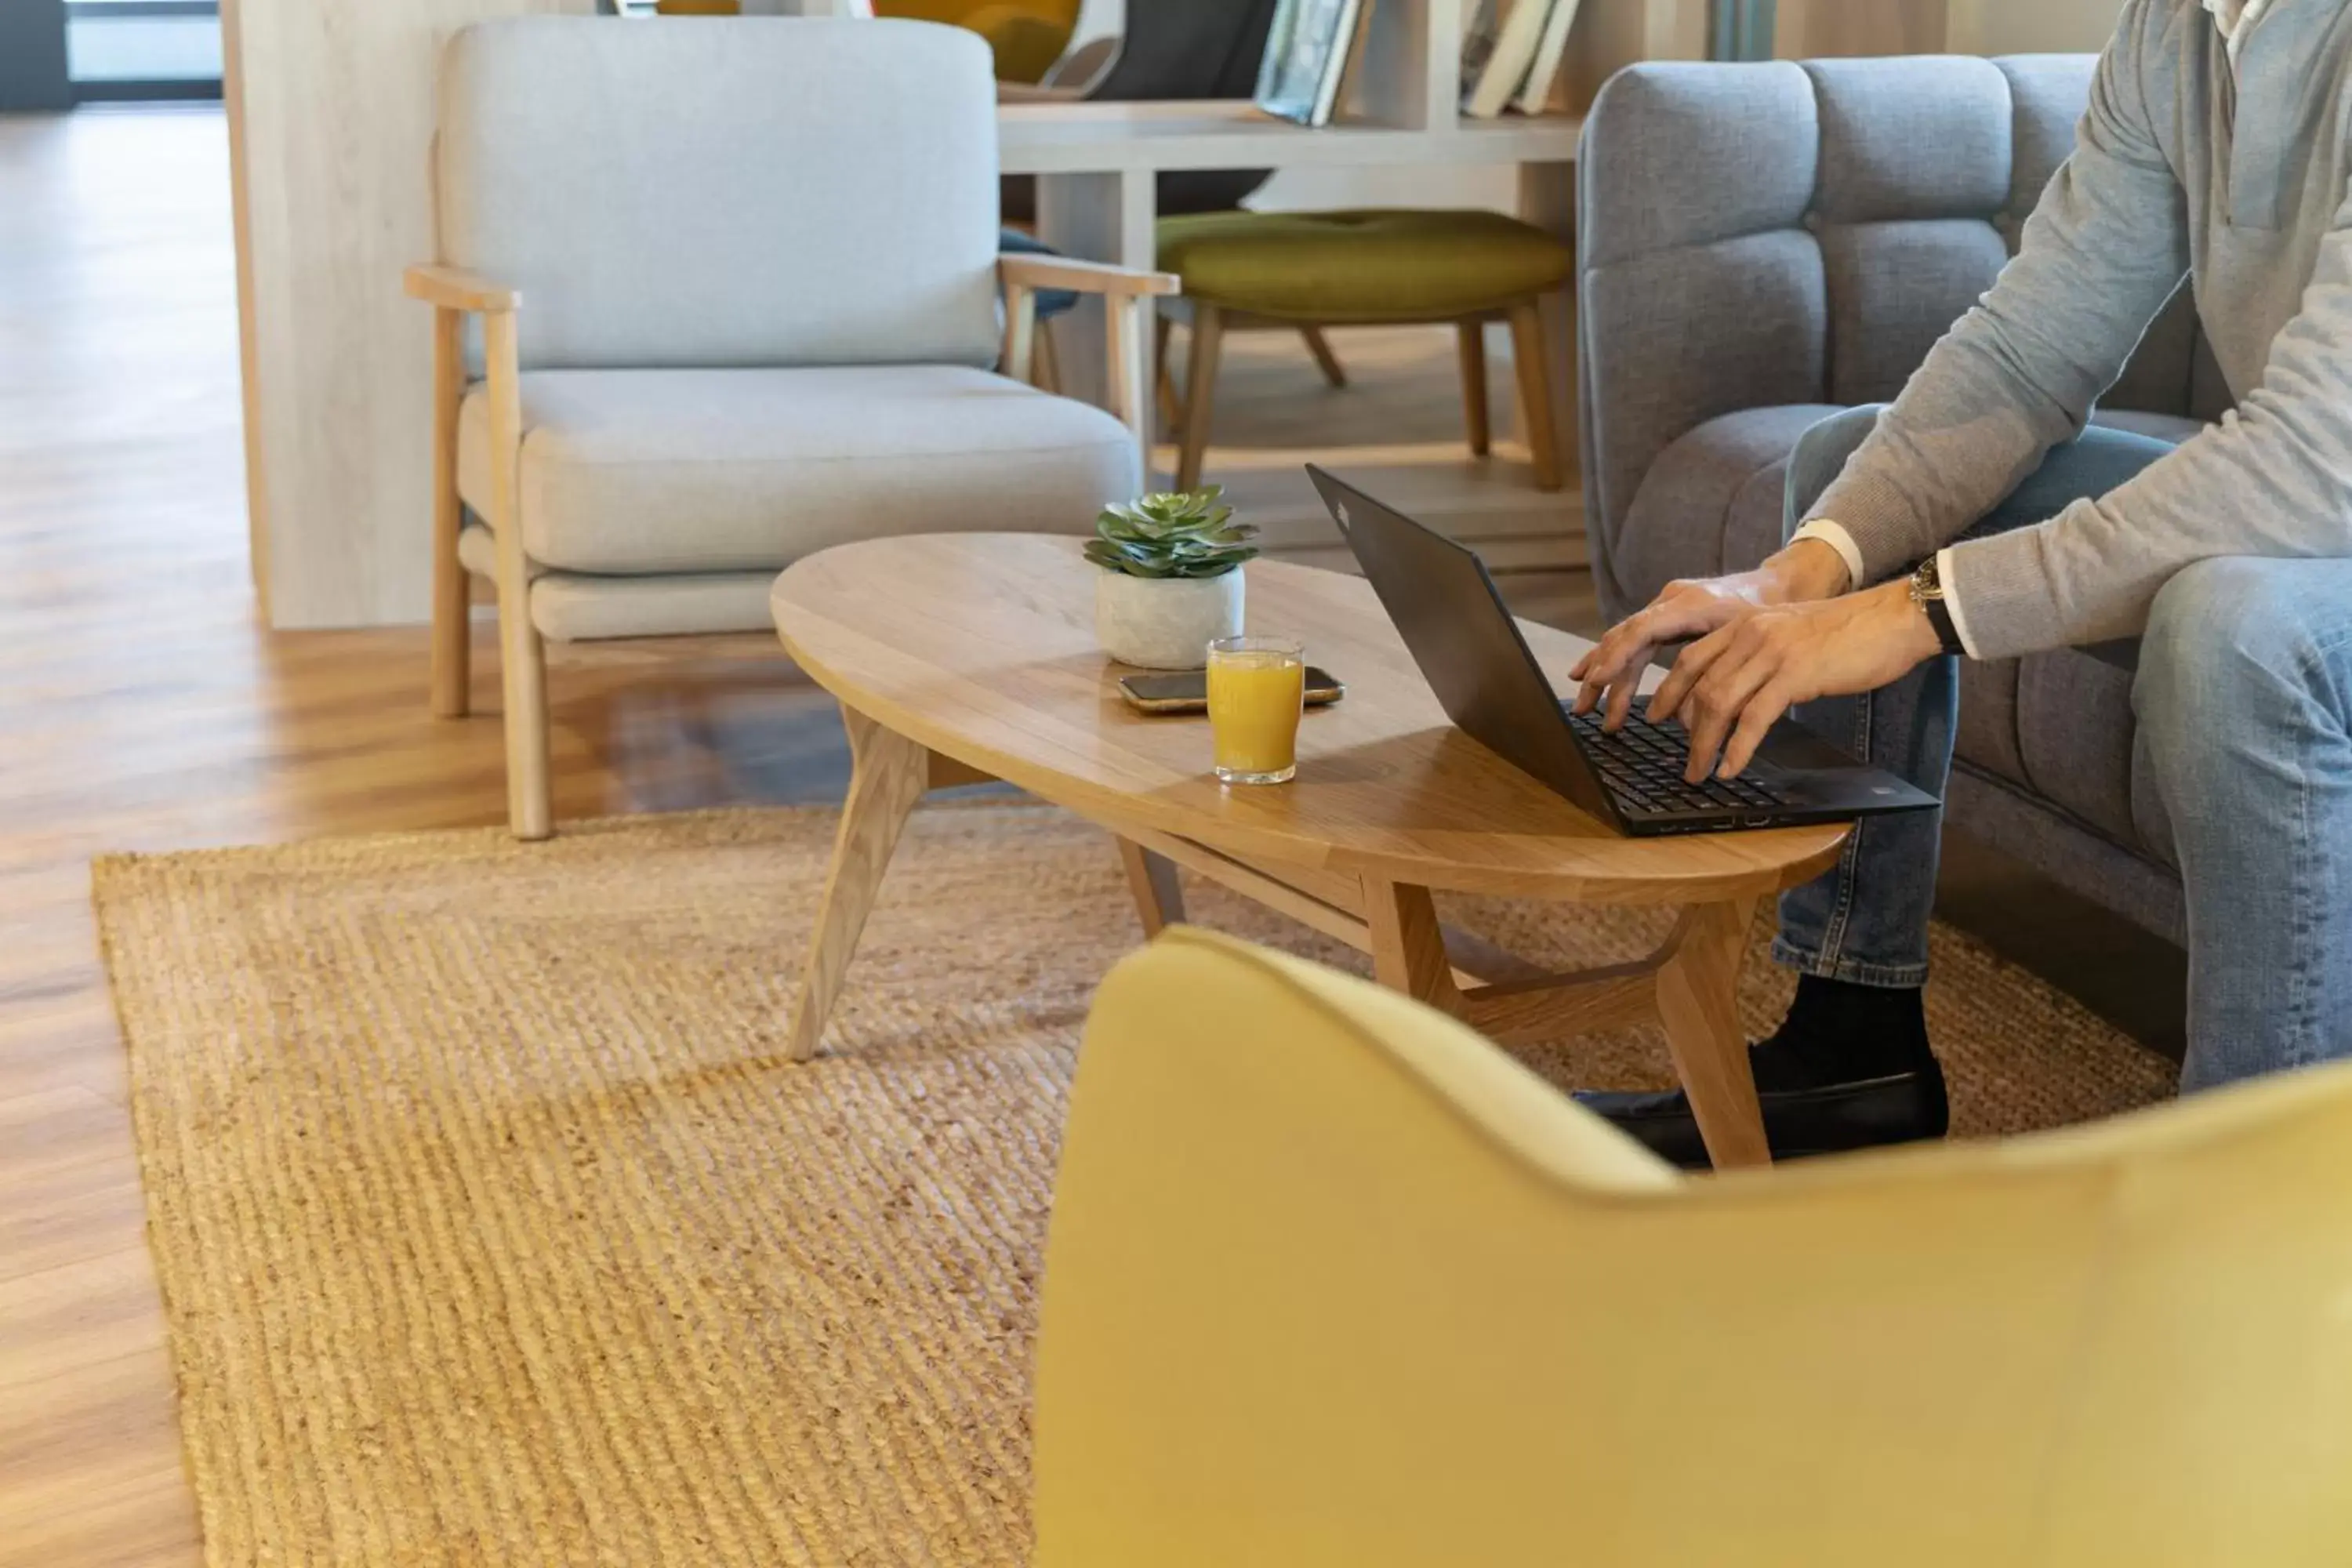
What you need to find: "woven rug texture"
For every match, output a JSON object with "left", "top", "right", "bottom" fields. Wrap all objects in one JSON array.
[{"left": 93, "top": 804, "right": 2177, "bottom": 1564}]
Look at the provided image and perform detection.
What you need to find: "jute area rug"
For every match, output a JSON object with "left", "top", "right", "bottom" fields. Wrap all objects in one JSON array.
[{"left": 95, "top": 804, "right": 2176, "bottom": 1565}]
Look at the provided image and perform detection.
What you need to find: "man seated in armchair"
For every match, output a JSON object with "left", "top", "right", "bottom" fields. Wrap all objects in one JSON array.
[{"left": 1572, "top": 0, "right": 2352, "bottom": 1164}]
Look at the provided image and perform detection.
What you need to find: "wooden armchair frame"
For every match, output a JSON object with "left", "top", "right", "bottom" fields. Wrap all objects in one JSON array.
[
  {"left": 997, "top": 252, "right": 1179, "bottom": 452},
  {"left": 403, "top": 252, "right": 1178, "bottom": 840}
]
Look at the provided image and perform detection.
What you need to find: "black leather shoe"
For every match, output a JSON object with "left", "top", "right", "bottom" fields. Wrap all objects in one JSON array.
[{"left": 1577, "top": 1055, "right": 1950, "bottom": 1170}]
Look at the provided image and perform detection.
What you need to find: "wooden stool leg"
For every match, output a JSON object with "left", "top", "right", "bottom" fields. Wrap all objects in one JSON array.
[
  {"left": 1034, "top": 321, "right": 1062, "bottom": 394},
  {"left": 1457, "top": 319, "right": 1491, "bottom": 458},
  {"left": 1118, "top": 838, "right": 1186, "bottom": 938},
  {"left": 1154, "top": 313, "right": 1181, "bottom": 434},
  {"left": 1362, "top": 877, "right": 1462, "bottom": 1013},
  {"left": 786, "top": 706, "right": 930, "bottom": 1062},
  {"left": 1177, "top": 302, "right": 1225, "bottom": 492},
  {"left": 1301, "top": 325, "right": 1348, "bottom": 388},
  {"left": 1507, "top": 299, "right": 1564, "bottom": 492},
  {"left": 1653, "top": 898, "right": 1771, "bottom": 1170}
]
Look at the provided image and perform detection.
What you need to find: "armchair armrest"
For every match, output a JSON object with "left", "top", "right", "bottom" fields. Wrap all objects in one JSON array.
[
  {"left": 998, "top": 253, "right": 1176, "bottom": 452},
  {"left": 403, "top": 263, "right": 520, "bottom": 314},
  {"left": 999, "top": 252, "right": 1179, "bottom": 300}
]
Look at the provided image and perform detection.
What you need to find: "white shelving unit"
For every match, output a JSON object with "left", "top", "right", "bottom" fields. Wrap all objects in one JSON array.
[
  {"left": 1007, "top": 0, "right": 1604, "bottom": 554},
  {"left": 999, "top": 100, "right": 1584, "bottom": 175}
]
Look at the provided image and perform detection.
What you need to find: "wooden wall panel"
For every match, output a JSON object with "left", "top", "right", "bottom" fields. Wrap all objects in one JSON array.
[
  {"left": 1946, "top": 0, "right": 2125, "bottom": 53},
  {"left": 1776, "top": 0, "right": 1949, "bottom": 58},
  {"left": 1566, "top": 0, "right": 1708, "bottom": 109},
  {"left": 223, "top": 0, "right": 593, "bottom": 630}
]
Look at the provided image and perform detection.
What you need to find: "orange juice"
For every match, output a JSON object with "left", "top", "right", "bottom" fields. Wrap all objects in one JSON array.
[{"left": 1207, "top": 639, "right": 1305, "bottom": 785}]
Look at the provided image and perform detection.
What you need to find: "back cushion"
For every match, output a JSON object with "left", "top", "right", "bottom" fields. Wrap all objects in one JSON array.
[
  {"left": 437, "top": 17, "right": 1002, "bottom": 370},
  {"left": 1579, "top": 62, "right": 1826, "bottom": 557},
  {"left": 1802, "top": 53, "right": 2209, "bottom": 418},
  {"left": 1805, "top": 57, "right": 2014, "bottom": 406}
]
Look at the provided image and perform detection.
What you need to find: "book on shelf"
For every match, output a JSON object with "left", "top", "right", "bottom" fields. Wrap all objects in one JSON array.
[
  {"left": 1514, "top": 0, "right": 1584, "bottom": 115},
  {"left": 1254, "top": 0, "right": 1368, "bottom": 129},
  {"left": 1461, "top": 0, "right": 1580, "bottom": 119}
]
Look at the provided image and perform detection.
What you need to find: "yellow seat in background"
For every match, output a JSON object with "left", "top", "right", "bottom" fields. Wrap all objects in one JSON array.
[
  {"left": 1157, "top": 208, "right": 1573, "bottom": 323},
  {"left": 871, "top": 0, "right": 1078, "bottom": 82},
  {"left": 650, "top": 0, "right": 1078, "bottom": 83},
  {"left": 1034, "top": 927, "right": 2352, "bottom": 1566}
]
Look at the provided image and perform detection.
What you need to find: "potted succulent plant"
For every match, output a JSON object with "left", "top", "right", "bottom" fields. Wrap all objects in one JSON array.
[{"left": 1086, "top": 487, "right": 1258, "bottom": 670}]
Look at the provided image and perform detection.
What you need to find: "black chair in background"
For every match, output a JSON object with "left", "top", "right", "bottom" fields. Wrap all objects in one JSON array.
[
  {"left": 1005, "top": 0, "right": 1280, "bottom": 223},
  {"left": 1010, "top": 0, "right": 1353, "bottom": 405}
]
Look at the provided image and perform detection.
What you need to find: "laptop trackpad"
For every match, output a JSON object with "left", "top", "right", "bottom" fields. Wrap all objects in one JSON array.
[{"left": 1749, "top": 717, "right": 1938, "bottom": 811}]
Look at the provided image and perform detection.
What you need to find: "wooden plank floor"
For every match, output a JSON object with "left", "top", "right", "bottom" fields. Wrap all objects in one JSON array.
[{"left": 0, "top": 106, "right": 1598, "bottom": 1564}]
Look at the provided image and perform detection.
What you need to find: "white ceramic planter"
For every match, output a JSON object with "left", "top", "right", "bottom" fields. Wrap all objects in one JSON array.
[{"left": 1094, "top": 568, "right": 1246, "bottom": 670}]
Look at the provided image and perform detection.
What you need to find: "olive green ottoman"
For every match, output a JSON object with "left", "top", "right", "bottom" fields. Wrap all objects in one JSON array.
[{"left": 1154, "top": 208, "right": 1574, "bottom": 492}]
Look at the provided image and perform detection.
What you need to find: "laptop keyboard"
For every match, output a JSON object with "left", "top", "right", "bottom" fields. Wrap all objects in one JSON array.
[{"left": 1566, "top": 707, "right": 1795, "bottom": 818}]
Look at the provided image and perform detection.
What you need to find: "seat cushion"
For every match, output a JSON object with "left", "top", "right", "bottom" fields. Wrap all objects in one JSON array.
[
  {"left": 1156, "top": 209, "right": 1573, "bottom": 322},
  {"left": 457, "top": 365, "right": 1138, "bottom": 575}
]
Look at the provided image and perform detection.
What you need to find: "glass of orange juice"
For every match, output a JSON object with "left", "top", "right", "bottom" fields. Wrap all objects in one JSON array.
[{"left": 1207, "top": 636, "right": 1306, "bottom": 785}]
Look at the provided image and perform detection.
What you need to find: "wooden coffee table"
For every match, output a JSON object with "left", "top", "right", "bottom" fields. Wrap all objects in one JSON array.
[{"left": 770, "top": 534, "right": 1850, "bottom": 1168}]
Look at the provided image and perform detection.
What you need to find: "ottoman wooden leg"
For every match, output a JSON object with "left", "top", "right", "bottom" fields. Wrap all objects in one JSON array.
[
  {"left": 1508, "top": 299, "right": 1564, "bottom": 492},
  {"left": 1153, "top": 313, "right": 1181, "bottom": 433},
  {"left": 1177, "top": 302, "right": 1225, "bottom": 492},
  {"left": 1301, "top": 325, "right": 1348, "bottom": 388},
  {"left": 1457, "top": 319, "right": 1491, "bottom": 457}
]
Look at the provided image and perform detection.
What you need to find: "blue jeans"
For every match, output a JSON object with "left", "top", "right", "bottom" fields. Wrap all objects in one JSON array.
[{"left": 1780, "top": 406, "right": 2352, "bottom": 1091}]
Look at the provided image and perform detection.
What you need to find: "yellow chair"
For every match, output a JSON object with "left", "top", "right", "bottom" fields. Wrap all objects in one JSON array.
[{"left": 1034, "top": 929, "right": 2352, "bottom": 1566}]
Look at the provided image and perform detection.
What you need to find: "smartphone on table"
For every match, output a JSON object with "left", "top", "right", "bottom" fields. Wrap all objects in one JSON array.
[{"left": 1119, "top": 668, "right": 1345, "bottom": 716}]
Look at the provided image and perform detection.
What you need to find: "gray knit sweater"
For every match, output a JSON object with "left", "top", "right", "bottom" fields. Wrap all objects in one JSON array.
[{"left": 1804, "top": 0, "right": 2352, "bottom": 660}]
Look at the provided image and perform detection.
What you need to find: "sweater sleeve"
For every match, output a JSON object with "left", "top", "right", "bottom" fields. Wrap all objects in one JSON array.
[
  {"left": 1949, "top": 187, "right": 2352, "bottom": 659},
  {"left": 1802, "top": 0, "right": 2191, "bottom": 586}
]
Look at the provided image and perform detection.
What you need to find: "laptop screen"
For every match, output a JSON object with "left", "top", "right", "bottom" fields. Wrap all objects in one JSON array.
[{"left": 1308, "top": 467, "right": 1618, "bottom": 826}]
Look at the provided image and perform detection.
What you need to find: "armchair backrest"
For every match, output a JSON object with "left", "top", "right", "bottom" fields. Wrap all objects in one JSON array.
[
  {"left": 1576, "top": 56, "right": 2231, "bottom": 612},
  {"left": 1035, "top": 929, "right": 2352, "bottom": 1566},
  {"left": 435, "top": 17, "right": 1002, "bottom": 371}
]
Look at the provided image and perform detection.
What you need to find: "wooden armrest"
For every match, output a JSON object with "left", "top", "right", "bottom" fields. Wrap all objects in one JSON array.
[
  {"left": 1000, "top": 252, "right": 1181, "bottom": 299},
  {"left": 403, "top": 263, "right": 520, "bottom": 313}
]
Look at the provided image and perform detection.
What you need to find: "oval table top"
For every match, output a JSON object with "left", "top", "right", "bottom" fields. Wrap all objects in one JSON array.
[{"left": 771, "top": 534, "right": 1849, "bottom": 904}]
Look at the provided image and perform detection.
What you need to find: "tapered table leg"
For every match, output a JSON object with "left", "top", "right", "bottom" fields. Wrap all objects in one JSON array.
[
  {"left": 1362, "top": 878, "right": 1462, "bottom": 1012},
  {"left": 1654, "top": 898, "right": 1770, "bottom": 1169},
  {"left": 1118, "top": 838, "right": 1186, "bottom": 938},
  {"left": 786, "top": 706, "right": 929, "bottom": 1061}
]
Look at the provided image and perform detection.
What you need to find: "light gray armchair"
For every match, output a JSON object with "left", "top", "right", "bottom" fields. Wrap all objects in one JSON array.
[{"left": 407, "top": 16, "right": 1174, "bottom": 839}]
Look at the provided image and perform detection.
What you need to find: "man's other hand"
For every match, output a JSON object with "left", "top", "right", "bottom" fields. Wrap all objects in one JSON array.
[
  {"left": 1649, "top": 581, "right": 1944, "bottom": 781},
  {"left": 1571, "top": 537, "right": 1853, "bottom": 728}
]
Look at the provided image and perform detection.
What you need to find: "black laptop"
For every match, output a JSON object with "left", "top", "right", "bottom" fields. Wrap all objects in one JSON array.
[{"left": 1309, "top": 466, "right": 1939, "bottom": 837}]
